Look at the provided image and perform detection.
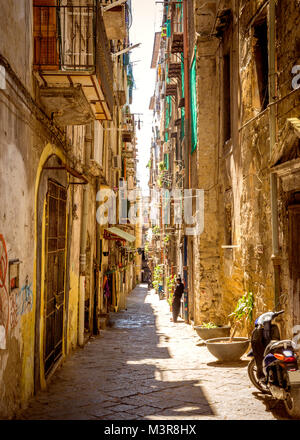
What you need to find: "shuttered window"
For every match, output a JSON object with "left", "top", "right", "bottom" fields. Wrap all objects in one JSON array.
[{"left": 190, "top": 49, "right": 197, "bottom": 153}]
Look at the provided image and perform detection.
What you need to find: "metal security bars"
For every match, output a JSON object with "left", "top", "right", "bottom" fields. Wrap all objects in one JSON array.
[
  {"left": 34, "top": 4, "right": 95, "bottom": 71},
  {"left": 33, "top": 1, "right": 114, "bottom": 118}
]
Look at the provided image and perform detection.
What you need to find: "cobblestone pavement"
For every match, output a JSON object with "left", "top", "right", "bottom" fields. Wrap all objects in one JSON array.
[{"left": 18, "top": 284, "right": 289, "bottom": 420}]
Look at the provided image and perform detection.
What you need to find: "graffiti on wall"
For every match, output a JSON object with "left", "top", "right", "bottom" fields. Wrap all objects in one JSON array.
[
  {"left": 0, "top": 234, "right": 9, "bottom": 349},
  {"left": 16, "top": 278, "right": 33, "bottom": 317},
  {"left": 0, "top": 235, "right": 33, "bottom": 346},
  {"left": 10, "top": 278, "right": 33, "bottom": 331}
]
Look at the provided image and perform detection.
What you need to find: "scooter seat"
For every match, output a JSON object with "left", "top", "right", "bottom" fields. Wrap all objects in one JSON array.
[{"left": 264, "top": 339, "right": 296, "bottom": 357}]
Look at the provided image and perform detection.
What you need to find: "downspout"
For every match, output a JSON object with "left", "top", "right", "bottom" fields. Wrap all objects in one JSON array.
[
  {"left": 95, "top": 176, "right": 101, "bottom": 334},
  {"left": 79, "top": 123, "right": 92, "bottom": 347},
  {"left": 268, "top": 0, "right": 281, "bottom": 310},
  {"left": 183, "top": 0, "right": 190, "bottom": 322},
  {"left": 183, "top": 0, "right": 190, "bottom": 189}
]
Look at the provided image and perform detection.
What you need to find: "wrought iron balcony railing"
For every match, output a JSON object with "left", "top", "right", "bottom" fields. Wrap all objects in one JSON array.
[{"left": 33, "top": 1, "right": 114, "bottom": 122}]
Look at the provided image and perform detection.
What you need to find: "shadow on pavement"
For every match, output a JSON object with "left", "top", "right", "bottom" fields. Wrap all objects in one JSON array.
[
  {"left": 19, "top": 283, "right": 215, "bottom": 420},
  {"left": 206, "top": 360, "right": 249, "bottom": 368},
  {"left": 251, "top": 391, "right": 288, "bottom": 420}
]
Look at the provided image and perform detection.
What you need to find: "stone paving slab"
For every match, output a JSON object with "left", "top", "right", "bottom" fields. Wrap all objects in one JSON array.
[{"left": 16, "top": 284, "right": 289, "bottom": 420}]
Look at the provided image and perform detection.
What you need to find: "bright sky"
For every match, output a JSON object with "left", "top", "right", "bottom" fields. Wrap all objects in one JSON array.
[{"left": 129, "top": 0, "right": 163, "bottom": 194}]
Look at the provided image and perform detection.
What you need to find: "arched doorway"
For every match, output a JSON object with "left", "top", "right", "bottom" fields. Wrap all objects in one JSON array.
[{"left": 34, "top": 147, "right": 69, "bottom": 390}]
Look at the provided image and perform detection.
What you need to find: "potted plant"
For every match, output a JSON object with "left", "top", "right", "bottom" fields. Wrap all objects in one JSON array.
[
  {"left": 152, "top": 264, "right": 163, "bottom": 293},
  {"left": 166, "top": 274, "right": 176, "bottom": 310},
  {"left": 194, "top": 321, "right": 231, "bottom": 341},
  {"left": 205, "top": 291, "right": 254, "bottom": 362}
]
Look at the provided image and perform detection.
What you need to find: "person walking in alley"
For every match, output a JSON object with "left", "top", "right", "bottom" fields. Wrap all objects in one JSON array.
[{"left": 172, "top": 276, "right": 184, "bottom": 323}]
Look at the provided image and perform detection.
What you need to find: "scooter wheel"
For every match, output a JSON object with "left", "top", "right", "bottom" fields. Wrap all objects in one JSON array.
[
  {"left": 284, "top": 388, "right": 300, "bottom": 418},
  {"left": 247, "top": 358, "right": 269, "bottom": 393}
]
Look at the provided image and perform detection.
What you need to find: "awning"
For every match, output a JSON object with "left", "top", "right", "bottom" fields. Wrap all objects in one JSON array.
[{"left": 104, "top": 227, "right": 136, "bottom": 243}]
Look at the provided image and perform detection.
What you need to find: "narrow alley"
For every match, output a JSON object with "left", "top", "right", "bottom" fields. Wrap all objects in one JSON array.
[
  {"left": 18, "top": 285, "right": 287, "bottom": 421},
  {"left": 1, "top": 0, "right": 300, "bottom": 423}
]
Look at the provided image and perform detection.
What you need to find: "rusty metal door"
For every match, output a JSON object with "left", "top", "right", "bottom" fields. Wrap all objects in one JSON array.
[
  {"left": 44, "top": 180, "right": 67, "bottom": 376},
  {"left": 289, "top": 205, "right": 300, "bottom": 328}
]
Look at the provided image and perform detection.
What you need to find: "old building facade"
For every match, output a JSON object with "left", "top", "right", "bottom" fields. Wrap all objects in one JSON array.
[
  {"left": 147, "top": 0, "right": 300, "bottom": 337},
  {"left": 0, "top": 0, "right": 141, "bottom": 418}
]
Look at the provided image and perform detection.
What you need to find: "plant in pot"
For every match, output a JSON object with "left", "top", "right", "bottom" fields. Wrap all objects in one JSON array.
[
  {"left": 152, "top": 264, "right": 163, "bottom": 294},
  {"left": 194, "top": 321, "right": 231, "bottom": 341},
  {"left": 205, "top": 291, "right": 254, "bottom": 362},
  {"left": 166, "top": 274, "right": 176, "bottom": 311}
]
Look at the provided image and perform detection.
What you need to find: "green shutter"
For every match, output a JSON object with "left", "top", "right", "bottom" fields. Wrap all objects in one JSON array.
[
  {"left": 190, "top": 48, "right": 197, "bottom": 154},
  {"left": 166, "top": 19, "right": 171, "bottom": 38},
  {"left": 164, "top": 153, "right": 169, "bottom": 170}
]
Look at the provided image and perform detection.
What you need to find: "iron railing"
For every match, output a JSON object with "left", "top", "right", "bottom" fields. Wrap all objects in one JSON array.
[{"left": 33, "top": 2, "right": 114, "bottom": 115}]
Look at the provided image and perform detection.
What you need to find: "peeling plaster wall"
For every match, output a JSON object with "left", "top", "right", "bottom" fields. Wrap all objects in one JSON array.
[
  {"left": 0, "top": 0, "right": 36, "bottom": 413},
  {"left": 193, "top": 0, "right": 300, "bottom": 334},
  {"left": 0, "top": 9, "right": 89, "bottom": 418}
]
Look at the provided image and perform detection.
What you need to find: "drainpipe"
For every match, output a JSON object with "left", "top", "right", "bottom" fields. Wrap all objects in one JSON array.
[
  {"left": 183, "top": 0, "right": 190, "bottom": 322},
  {"left": 269, "top": 0, "right": 280, "bottom": 310},
  {"left": 183, "top": 0, "right": 190, "bottom": 189},
  {"left": 95, "top": 176, "right": 101, "bottom": 332},
  {"left": 79, "top": 123, "right": 92, "bottom": 347}
]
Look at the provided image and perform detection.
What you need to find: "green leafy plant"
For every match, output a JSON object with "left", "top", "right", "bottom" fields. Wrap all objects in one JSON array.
[
  {"left": 152, "top": 225, "right": 160, "bottom": 235},
  {"left": 152, "top": 264, "right": 163, "bottom": 291},
  {"left": 229, "top": 291, "right": 254, "bottom": 341},
  {"left": 159, "top": 161, "right": 166, "bottom": 172},
  {"left": 201, "top": 322, "right": 218, "bottom": 329},
  {"left": 163, "top": 234, "right": 170, "bottom": 243},
  {"left": 166, "top": 274, "right": 176, "bottom": 306}
]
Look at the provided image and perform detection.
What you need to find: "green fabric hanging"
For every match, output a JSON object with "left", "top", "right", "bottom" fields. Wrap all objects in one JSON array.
[
  {"left": 181, "top": 107, "right": 185, "bottom": 141},
  {"left": 166, "top": 19, "right": 171, "bottom": 38},
  {"left": 164, "top": 153, "right": 169, "bottom": 171},
  {"left": 165, "top": 95, "right": 171, "bottom": 129},
  {"left": 190, "top": 48, "right": 197, "bottom": 154}
]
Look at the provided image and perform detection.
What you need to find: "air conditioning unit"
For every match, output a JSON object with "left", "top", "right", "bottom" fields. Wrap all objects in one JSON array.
[{"left": 113, "top": 155, "right": 122, "bottom": 169}]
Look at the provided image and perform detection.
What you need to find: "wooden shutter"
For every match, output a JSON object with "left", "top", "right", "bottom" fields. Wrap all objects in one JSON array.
[{"left": 33, "top": 0, "right": 59, "bottom": 70}]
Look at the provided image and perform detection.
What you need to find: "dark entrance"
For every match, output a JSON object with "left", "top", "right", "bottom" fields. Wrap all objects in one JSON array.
[
  {"left": 44, "top": 180, "right": 67, "bottom": 376},
  {"left": 289, "top": 205, "right": 300, "bottom": 328}
]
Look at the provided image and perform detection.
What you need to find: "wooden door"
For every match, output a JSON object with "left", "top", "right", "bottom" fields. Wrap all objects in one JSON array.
[
  {"left": 33, "top": 0, "right": 59, "bottom": 69},
  {"left": 289, "top": 205, "right": 300, "bottom": 328}
]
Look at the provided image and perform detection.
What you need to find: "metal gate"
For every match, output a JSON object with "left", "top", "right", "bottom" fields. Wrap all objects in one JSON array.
[{"left": 44, "top": 180, "right": 67, "bottom": 376}]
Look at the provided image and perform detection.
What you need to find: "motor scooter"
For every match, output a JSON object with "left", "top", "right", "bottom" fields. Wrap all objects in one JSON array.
[{"left": 248, "top": 310, "right": 300, "bottom": 418}]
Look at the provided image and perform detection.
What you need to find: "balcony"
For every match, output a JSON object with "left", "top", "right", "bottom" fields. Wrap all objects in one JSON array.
[
  {"left": 114, "top": 62, "right": 127, "bottom": 106},
  {"left": 165, "top": 83, "right": 177, "bottom": 97},
  {"left": 33, "top": 1, "right": 114, "bottom": 126},
  {"left": 168, "top": 62, "right": 181, "bottom": 79},
  {"left": 170, "top": 23, "right": 184, "bottom": 54},
  {"left": 102, "top": 1, "right": 127, "bottom": 40},
  {"left": 122, "top": 115, "right": 134, "bottom": 142}
]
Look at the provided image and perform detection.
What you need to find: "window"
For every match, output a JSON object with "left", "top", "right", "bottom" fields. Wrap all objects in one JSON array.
[
  {"left": 224, "top": 189, "right": 233, "bottom": 246},
  {"left": 223, "top": 53, "right": 231, "bottom": 142},
  {"left": 253, "top": 18, "right": 269, "bottom": 111}
]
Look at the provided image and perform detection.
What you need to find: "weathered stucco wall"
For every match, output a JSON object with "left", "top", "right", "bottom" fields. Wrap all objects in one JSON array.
[
  {"left": 0, "top": 2, "right": 36, "bottom": 415},
  {"left": 192, "top": 0, "right": 300, "bottom": 335},
  {"left": 0, "top": 12, "right": 88, "bottom": 418}
]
